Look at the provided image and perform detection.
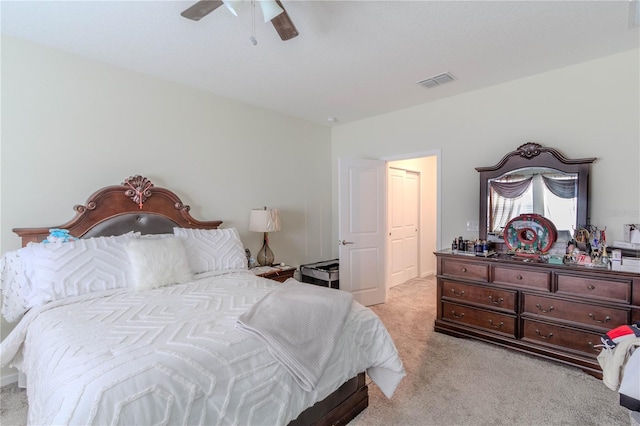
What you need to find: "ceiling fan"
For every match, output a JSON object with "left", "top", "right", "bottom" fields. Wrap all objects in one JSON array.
[{"left": 181, "top": 0, "right": 299, "bottom": 41}]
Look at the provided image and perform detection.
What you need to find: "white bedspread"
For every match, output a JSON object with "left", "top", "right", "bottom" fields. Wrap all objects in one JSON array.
[
  {"left": 236, "top": 279, "right": 354, "bottom": 392},
  {"left": 1, "top": 271, "right": 404, "bottom": 425}
]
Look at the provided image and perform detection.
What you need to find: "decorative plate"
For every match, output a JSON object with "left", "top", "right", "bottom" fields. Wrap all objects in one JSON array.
[{"left": 503, "top": 213, "right": 557, "bottom": 254}]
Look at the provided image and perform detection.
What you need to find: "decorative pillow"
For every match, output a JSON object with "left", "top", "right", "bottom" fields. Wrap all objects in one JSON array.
[
  {"left": 19, "top": 233, "right": 139, "bottom": 311},
  {"left": 125, "top": 237, "right": 193, "bottom": 291},
  {"left": 1, "top": 248, "right": 32, "bottom": 323},
  {"left": 139, "top": 233, "right": 175, "bottom": 240},
  {"left": 173, "top": 227, "right": 248, "bottom": 273}
]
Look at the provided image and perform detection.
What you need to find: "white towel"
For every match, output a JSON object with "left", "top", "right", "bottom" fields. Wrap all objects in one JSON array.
[{"left": 236, "top": 279, "right": 353, "bottom": 391}]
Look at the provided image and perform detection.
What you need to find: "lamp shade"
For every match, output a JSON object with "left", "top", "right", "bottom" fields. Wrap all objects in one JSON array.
[
  {"left": 249, "top": 209, "right": 281, "bottom": 233},
  {"left": 259, "top": 0, "right": 284, "bottom": 22},
  {"left": 222, "top": 0, "right": 244, "bottom": 16}
]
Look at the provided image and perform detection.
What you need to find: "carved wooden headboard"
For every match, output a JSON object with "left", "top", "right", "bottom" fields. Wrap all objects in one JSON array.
[{"left": 13, "top": 175, "right": 222, "bottom": 247}]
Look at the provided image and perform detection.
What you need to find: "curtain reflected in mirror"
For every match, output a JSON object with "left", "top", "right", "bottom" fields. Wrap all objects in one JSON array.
[{"left": 488, "top": 167, "right": 578, "bottom": 242}]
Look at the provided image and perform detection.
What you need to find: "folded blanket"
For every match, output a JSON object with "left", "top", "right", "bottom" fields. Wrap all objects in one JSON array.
[{"left": 236, "top": 279, "right": 353, "bottom": 391}]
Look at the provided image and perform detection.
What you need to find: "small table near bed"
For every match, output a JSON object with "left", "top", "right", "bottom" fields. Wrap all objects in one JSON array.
[{"left": 252, "top": 265, "right": 296, "bottom": 282}]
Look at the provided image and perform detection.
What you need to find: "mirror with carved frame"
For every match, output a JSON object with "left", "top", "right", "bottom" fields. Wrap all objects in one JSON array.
[{"left": 477, "top": 143, "right": 596, "bottom": 247}]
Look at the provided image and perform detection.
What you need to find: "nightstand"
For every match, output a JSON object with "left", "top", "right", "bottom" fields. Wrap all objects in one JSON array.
[{"left": 251, "top": 265, "right": 296, "bottom": 283}]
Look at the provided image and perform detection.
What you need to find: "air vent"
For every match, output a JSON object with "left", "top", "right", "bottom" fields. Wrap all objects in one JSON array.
[{"left": 418, "top": 72, "right": 455, "bottom": 89}]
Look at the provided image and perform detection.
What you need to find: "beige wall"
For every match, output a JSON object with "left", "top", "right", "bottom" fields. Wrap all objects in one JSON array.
[
  {"left": 0, "top": 36, "right": 334, "bottom": 381},
  {"left": 1, "top": 37, "right": 639, "bottom": 383},
  {"left": 332, "top": 49, "right": 640, "bottom": 257}
]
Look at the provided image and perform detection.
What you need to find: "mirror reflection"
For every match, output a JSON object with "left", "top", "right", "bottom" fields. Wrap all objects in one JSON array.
[{"left": 487, "top": 167, "right": 578, "bottom": 243}]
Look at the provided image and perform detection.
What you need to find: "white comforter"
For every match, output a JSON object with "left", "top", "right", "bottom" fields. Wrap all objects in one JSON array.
[{"left": 1, "top": 271, "right": 404, "bottom": 425}]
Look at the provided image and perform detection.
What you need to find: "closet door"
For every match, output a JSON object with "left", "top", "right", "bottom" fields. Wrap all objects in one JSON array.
[{"left": 388, "top": 168, "right": 419, "bottom": 287}]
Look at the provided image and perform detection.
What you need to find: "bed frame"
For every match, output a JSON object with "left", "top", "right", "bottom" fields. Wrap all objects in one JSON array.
[{"left": 12, "top": 175, "right": 368, "bottom": 426}]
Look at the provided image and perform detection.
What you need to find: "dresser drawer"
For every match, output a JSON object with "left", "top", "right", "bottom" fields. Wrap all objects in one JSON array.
[
  {"left": 492, "top": 266, "right": 551, "bottom": 291},
  {"left": 442, "top": 302, "right": 516, "bottom": 337},
  {"left": 442, "top": 280, "right": 516, "bottom": 312},
  {"left": 556, "top": 274, "right": 631, "bottom": 303},
  {"left": 522, "top": 320, "right": 602, "bottom": 358},
  {"left": 522, "top": 294, "right": 629, "bottom": 331},
  {"left": 441, "top": 259, "right": 489, "bottom": 282}
]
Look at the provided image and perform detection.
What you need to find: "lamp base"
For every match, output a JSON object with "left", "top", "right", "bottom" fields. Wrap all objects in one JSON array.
[{"left": 257, "top": 240, "right": 275, "bottom": 266}]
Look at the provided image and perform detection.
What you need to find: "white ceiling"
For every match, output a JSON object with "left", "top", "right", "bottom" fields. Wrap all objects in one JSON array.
[{"left": 1, "top": 1, "right": 638, "bottom": 126}]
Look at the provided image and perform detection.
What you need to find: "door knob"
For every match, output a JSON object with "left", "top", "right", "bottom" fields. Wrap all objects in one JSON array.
[{"left": 339, "top": 240, "right": 355, "bottom": 245}]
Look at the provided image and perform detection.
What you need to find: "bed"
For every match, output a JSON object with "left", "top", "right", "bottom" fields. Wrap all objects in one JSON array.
[{"left": 0, "top": 175, "right": 404, "bottom": 425}]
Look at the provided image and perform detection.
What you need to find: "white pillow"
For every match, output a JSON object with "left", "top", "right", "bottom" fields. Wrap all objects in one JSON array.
[
  {"left": 139, "top": 233, "right": 175, "bottom": 240},
  {"left": 1, "top": 248, "right": 32, "bottom": 323},
  {"left": 125, "top": 237, "right": 193, "bottom": 291},
  {"left": 20, "top": 233, "right": 139, "bottom": 310},
  {"left": 173, "top": 227, "right": 248, "bottom": 273}
]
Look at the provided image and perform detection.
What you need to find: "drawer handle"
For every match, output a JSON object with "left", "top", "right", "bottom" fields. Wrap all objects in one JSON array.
[
  {"left": 461, "top": 267, "right": 467, "bottom": 273},
  {"left": 488, "top": 319, "right": 504, "bottom": 329},
  {"left": 451, "top": 310, "right": 465, "bottom": 319},
  {"left": 534, "top": 329, "right": 554, "bottom": 340},
  {"left": 587, "top": 284, "right": 595, "bottom": 290},
  {"left": 535, "top": 303, "right": 554, "bottom": 313},
  {"left": 451, "top": 289, "right": 465, "bottom": 297},
  {"left": 488, "top": 295, "right": 504, "bottom": 305},
  {"left": 516, "top": 275, "right": 523, "bottom": 280},
  {"left": 588, "top": 313, "right": 611, "bottom": 324},
  {"left": 588, "top": 342, "right": 601, "bottom": 352}
]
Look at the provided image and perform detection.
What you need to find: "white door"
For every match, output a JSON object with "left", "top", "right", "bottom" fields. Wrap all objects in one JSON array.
[
  {"left": 388, "top": 168, "right": 419, "bottom": 287},
  {"left": 338, "top": 158, "right": 387, "bottom": 306}
]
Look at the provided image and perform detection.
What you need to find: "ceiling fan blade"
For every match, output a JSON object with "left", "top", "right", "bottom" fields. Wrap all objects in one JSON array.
[
  {"left": 270, "top": 0, "right": 298, "bottom": 41},
  {"left": 181, "top": 0, "right": 224, "bottom": 21}
]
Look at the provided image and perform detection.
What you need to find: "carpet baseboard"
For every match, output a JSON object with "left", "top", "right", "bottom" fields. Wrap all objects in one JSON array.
[{"left": 1, "top": 372, "right": 18, "bottom": 387}]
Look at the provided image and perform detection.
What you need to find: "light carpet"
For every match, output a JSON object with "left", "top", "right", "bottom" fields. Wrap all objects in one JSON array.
[
  {"left": 351, "top": 276, "right": 632, "bottom": 426},
  {"left": 0, "top": 277, "right": 634, "bottom": 425}
]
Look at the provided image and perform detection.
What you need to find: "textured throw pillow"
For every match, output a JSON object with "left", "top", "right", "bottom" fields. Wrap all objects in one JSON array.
[
  {"left": 0, "top": 248, "right": 32, "bottom": 323},
  {"left": 139, "top": 233, "right": 175, "bottom": 240},
  {"left": 20, "top": 233, "right": 139, "bottom": 310},
  {"left": 173, "top": 227, "right": 248, "bottom": 273},
  {"left": 125, "top": 237, "right": 193, "bottom": 291}
]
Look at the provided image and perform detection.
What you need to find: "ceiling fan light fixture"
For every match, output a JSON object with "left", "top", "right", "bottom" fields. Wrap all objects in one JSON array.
[
  {"left": 180, "top": 0, "right": 298, "bottom": 40},
  {"left": 223, "top": 0, "right": 244, "bottom": 17},
  {"left": 259, "top": 0, "right": 284, "bottom": 22}
]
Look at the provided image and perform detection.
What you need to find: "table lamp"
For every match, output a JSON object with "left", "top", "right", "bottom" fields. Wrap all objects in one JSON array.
[{"left": 249, "top": 207, "right": 281, "bottom": 266}]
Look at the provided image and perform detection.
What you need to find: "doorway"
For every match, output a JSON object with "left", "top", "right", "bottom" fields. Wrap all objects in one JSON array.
[
  {"left": 386, "top": 152, "right": 439, "bottom": 285},
  {"left": 388, "top": 167, "right": 420, "bottom": 287},
  {"left": 337, "top": 151, "right": 440, "bottom": 306}
]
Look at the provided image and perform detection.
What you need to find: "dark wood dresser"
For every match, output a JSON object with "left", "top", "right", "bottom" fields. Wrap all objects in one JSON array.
[{"left": 434, "top": 250, "right": 640, "bottom": 378}]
